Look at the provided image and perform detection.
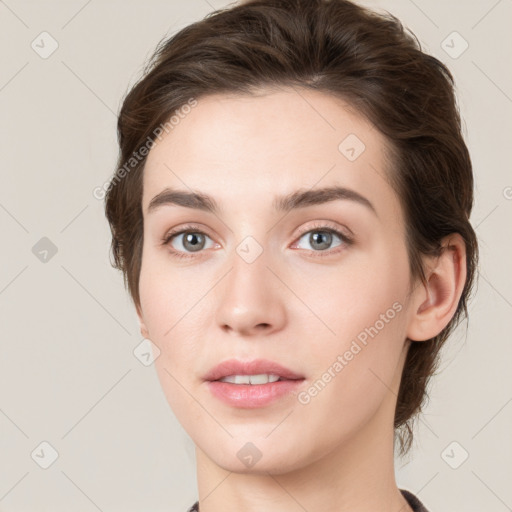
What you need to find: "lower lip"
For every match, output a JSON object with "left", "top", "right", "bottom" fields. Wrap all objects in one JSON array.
[{"left": 207, "top": 379, "right": 304, "bottom": 408}]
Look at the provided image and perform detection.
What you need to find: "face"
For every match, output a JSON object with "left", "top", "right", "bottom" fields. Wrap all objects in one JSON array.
[{"left": 137, "top": 87, "right": 417, "bottom": 474}]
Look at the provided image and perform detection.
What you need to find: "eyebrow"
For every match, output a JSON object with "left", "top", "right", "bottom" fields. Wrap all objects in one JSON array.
[{"left": 146, "top": 185, "right": 377, "bottom": 216}]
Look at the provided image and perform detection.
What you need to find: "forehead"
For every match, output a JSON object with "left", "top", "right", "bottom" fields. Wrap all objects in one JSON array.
[{"left": 141, "top": 87, "right": 401, "bottom": 223}]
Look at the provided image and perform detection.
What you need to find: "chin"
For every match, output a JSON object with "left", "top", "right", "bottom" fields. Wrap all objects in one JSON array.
[{"left": 197, "top": 434, "right": 312, "bottom": 476}]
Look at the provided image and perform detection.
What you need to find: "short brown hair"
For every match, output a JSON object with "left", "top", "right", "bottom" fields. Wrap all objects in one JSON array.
[{"left": 104, "top": 0, "right": 478, "bottom": 455}]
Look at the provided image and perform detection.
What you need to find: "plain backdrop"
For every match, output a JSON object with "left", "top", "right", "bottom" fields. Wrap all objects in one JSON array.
[{"left": 0, "top": 0, "right": 511, "bottom": 511}]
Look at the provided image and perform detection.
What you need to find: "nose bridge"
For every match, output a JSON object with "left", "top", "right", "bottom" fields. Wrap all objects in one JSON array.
[{"left": 214, "top": 233, "right": 287, "bottom": 335}]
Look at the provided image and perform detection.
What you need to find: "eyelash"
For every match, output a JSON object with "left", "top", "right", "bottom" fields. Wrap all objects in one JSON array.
[{"left": 161, "top": 222, "right": 354, "bottom": 260}]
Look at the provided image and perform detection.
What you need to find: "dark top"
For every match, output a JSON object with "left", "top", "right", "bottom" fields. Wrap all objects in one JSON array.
[{"left": 187, "top": 488, "right": 429, "bottom": 511}]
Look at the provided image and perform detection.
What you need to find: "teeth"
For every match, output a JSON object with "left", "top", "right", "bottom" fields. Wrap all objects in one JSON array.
[{"left": 219, "top": 374, "right": 281, "bottom": 384}]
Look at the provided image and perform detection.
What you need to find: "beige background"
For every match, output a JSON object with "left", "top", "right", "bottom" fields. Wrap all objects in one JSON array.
[{"left": 1, "top": 0, "right": 511, "bottom": 511}]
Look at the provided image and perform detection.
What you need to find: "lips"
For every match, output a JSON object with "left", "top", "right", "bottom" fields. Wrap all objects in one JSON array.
[
  {"left": 203, "top": 358, "right": 304, "bottom": 382},
  {"left": 204, "top": 358, "right": 306, "bottom": 408}
]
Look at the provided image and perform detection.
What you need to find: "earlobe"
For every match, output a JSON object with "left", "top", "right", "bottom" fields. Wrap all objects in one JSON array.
[
  {"left": 139, "top": 322, "right": 149, "bottom": 339},
  {"left": 407, "top": 234, "right": 467, "bottom": 342},
  {"left": 136, "top": 304, "right": 150, "bottom": 339}
]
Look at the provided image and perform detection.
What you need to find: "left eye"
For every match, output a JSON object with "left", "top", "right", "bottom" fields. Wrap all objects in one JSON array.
[{"left": 293, "top": 228, "right": 346, "bottom": 252}]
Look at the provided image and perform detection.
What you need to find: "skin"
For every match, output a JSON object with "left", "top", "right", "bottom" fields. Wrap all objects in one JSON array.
[{"left": 136, "top": 86, "right": 467, "bottom": 512}]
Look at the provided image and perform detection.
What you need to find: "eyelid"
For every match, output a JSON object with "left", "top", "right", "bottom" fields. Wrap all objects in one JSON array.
[
  {"left": 161, "top": 223, "right": 216, "bottom": 245},
  {"left": 293, "top": 220, "right": 353, "bottom": 240}
]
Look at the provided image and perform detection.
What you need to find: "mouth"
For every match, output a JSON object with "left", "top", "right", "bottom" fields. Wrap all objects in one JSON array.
[
  {"left": 204, "top": 358, "right": 305, "bottom": 408},
  {"left": 203, "top": 358, "right": 305, "bottom": 382},
  {"left": 215, "top": 374, "right": 295, "bottom": 384}
]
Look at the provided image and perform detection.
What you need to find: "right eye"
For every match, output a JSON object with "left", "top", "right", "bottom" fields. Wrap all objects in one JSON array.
[{"left": 162, "top": 224, "right": 218, "bottom": 259}]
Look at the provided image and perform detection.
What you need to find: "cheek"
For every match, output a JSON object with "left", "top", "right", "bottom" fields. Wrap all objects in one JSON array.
[
  {"left": 293, "top": 239, "right": 411, "bottom": 394},
  {"left": 139, "top": 259, "right": 208, "bottom": 416},
  {"left": 138, "top": 249, "right": 192, "bottom": 335},
  {"left": 138, "top": 251, "right": 211, "bottom": 362},
  {"left": 292, "top": 272, "right": 409, "bottom": 444},
  {"left": 298, "top": 239, "right": 409, "bottom": 340}
]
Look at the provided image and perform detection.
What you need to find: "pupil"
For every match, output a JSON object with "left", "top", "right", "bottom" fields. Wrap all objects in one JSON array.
[
  {"left": 311, "top": 231, "right": 331, "bottom": 250},
  {"left": 185, "top": 233, "right": 204, "bottom": 252}
]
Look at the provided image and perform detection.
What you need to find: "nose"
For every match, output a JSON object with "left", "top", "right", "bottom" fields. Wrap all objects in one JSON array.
[{"left": 215, "top": 248, "right": 287, "bottom": 337}]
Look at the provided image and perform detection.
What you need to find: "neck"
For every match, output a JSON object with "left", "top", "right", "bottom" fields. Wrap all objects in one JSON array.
[{"left": 194, "top": 391, "right": 412, "bottom": 512}]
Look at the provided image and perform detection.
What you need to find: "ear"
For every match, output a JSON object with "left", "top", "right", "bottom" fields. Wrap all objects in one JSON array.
[
  {"left": 136, "top": 303, "right": 150, "bottom": 339},
  {"left": 407, "top": 234, "right": 467, "bottom": 342}
]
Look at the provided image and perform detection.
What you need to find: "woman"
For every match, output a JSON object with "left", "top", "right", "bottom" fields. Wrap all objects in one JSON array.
[{"left": 104, "top": 0, "right": 478, "bottom": 510}]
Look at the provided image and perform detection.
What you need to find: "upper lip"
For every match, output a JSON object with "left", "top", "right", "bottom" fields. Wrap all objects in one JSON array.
[{"left": 204, "top": 358, "right": 305, "bottom": 382}]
